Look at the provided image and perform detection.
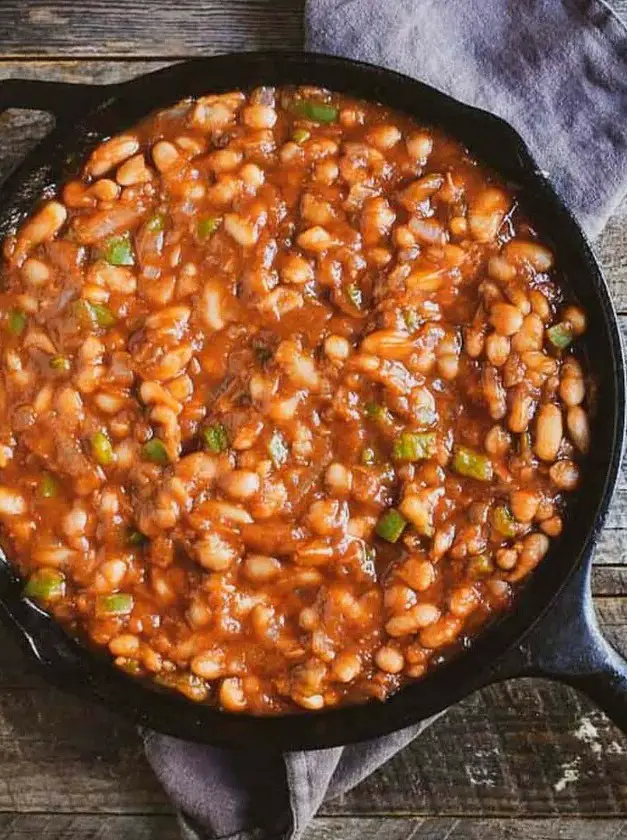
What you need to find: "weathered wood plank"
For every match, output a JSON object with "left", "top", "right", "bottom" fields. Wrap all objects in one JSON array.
[
  {"left": 0, "top": 688, "right": 168, "bottom": 812},
  {"left": 1, "top": 0, "right": 625, "bottom": 59},
  {"left": 591, "top": 564, "right": 627, "bottom": 595},
  {"left": 312, "top": 818, "right": 627, "bottom": 840},
  {"left": 334, "top": 818, "right": 627, "bottom": 840},
  {"left": 0, "top": 815, "right": 625, "bottom": 840},
  {"left": 595, "top": 528, "right": 627, "bottom": 566},
  {"left": 0, "top": 814, "right": 180, "bottom": 839},
  {"left": 0, "top": 1, "right": 304, "bottom": 57},
  {"left": 0, "top": 61, "right": 168, "bottom": 85},
  {"left": 326, "top": 680, "right": 627, "bottom": 816},
  {"left": 0, "top": 670, "right": 624, "bottom": 814},
  {"left": 599, "top": 203, "right": 627, "bottom": 313}
]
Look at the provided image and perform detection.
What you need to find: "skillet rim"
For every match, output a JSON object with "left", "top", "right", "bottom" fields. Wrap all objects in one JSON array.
[{"left": 0, "top": 50, "right": 623, "bottom": 750}]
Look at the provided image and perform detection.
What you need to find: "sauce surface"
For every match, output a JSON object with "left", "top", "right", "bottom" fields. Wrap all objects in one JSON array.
[{"left": 0, "top": 87, "right": 589, "bottom": 713}]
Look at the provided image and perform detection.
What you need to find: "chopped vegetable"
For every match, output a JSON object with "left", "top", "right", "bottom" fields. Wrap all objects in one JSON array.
[
  {"left": 452, "top": 446, "right": 493, "bottom": 482},
  {"left": 95, "top": 593, "right": 134, "bottom": 617},
  {"left": 393, "top": 431, "right": 436, "bottom": 462},
  {"left": 7, "top": 309, "right": 27, "bottom": 336},
  {"left": 103, "top": 231, "right": 134, "bottom": 266},
  {"left": 50, "top": 354, "right": 71, "bottom": 372},
  {"left": 404, "top": 308, "right": 421, "bottom": 332},
  {"left": 39, "top": 472, "right": 59, "bottom": 499},
  {"left": 375, "top": 508, "right": 407, "bottom": 543},
  {"left": 146, "top": 212, "right": 166, "bottom": 232},
  {"left": 361, "top": 447, "right": 376, "bottom": 466},
  {"left": 365, "top": 402, "right": 393, "bottom": 426},
  {"left": 468, "top": 554, "right": 494, "bottom": 578},
  {"left": 196, "top": 216, "right": 222, "bottom": 240},
  {"left": 166, "top": 672, "right": 208, "bottom": 701},
  {"left": 268, "top": 430, "right": 289, "bottom": 467},
  {"left": 292, "top": 128, "right": 311, "bottom": 144},
  {"left": 70, "top": 299, "right": 93, "bottom": 326},
  {"left": 89, "top": 302, "right": 117, "bottom": 328},
  {"left": 115, "top": 657, "right": 143, "bottom": 675},
  {"left": 547, "top": 322, "right": 573, "bottom": 349},
  {"left": 291, "top": 100, "right": 338, "bottom": 123},
  {"left": 71, "top": 298, "right": 116, "bottom": 329},
  {"left": 91, "top": 430, "right": 115, "bottom": 466},
  {"left": 127, "top": 529, "right": 148, "bottom": 547},
  {"left": 202, "top": 423, "right": 229, "bottom": 453},
  {"left": 142, "top": 438, "right": 170, "bottom": 464},
  {"left": 345, "top": 283, "right": 363, "bottom": 310},
  {"left": 23, "top": 569, "right": 65, "bottom": 601},
  {"left": 492, "top": 505, "right": 517, "bottom": 537}
]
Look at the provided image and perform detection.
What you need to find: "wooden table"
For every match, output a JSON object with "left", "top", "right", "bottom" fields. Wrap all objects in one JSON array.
[{"left": 0, "top": 2, "right": 625, "bottom": 837}]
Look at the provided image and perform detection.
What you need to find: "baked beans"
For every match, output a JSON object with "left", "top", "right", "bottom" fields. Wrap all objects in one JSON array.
[{"left": 0, "top": 86, "right": 589, "bottom": 713}]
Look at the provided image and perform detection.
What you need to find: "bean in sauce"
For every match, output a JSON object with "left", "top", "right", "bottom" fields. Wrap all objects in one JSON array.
[{"left": 0, "top": 86, "right": 589, "bottom": 713}]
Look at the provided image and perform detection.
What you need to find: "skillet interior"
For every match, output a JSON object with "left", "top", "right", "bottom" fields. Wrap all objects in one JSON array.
[{"left": 0, "top": 52, "right": 622, "bottom": 749}]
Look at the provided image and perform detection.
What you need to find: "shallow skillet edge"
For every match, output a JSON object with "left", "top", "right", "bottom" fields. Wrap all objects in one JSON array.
[{"left": 0, "top": 52, "right": 624, "bottom": 748}]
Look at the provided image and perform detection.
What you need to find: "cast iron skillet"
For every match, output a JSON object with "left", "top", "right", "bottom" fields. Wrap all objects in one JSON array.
[{"left": 0, "top": 52, "right": 625, "bottom": 750}]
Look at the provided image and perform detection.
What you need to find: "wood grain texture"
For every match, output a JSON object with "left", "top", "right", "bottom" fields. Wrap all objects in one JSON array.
[
  {"left": 310, "top": 819, "right": 627, "bottom": 840},
  {"left": 0, "top": 815, "right": 181, "bottom": 840},
  {"left": 329, "top": 680, "right": 627, "bottom": 817},
  {"left": 0, "top": 816, "right": 627, "bottom": 840},
  {"left": 0, "top": 816, "right": 626, "bottom": 840},
  {"left": 593, "top": 565, "right": 627, "bottom": 595},
  {"left": 0, "top": 0, "right": 625, "bottom": 58},
  {"left": 0, "top": 1, "right": 305, "bottom": 57},
  {"left": 0, "top": 669, "right": 624, "bottom": 814}
]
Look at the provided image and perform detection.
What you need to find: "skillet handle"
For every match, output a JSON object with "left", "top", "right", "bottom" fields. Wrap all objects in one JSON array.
[
  {"left": 0, "top": 78, "right": 106, "bottom": 120},
  {"left": 498, "top": 559, "right": 627, "bottom": 734}
]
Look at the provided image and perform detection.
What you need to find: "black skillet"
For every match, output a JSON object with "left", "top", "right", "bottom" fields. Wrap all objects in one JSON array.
[{"left": 0, "top": 52, "right": 625, "bottom": 750}]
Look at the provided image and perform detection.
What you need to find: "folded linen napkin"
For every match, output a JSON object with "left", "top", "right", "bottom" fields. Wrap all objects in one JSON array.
[
  {"left": 307, "top": 0, "right": 627, "bottom": 238},
  {"left": 145, "top": 1, "right": 627, "bottom": 837}
]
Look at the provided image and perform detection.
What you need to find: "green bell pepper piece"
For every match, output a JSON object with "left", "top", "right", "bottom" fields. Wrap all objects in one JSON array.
[
  {"left": 452, "top": 446, "right": 493, "bottom": 482},
  {"left": 393, "top": 431, "right": 437, "bottom": 462},
  {"left": 375, "top": 508, "right": 407, "bottom": 543},
  {"left": 103, "top": 231, "right": 134, "bottom": 266},
  {"left": 91, "top": 430, "right": 115, "bottom": 466},
  {"left": 141, "top": 438, "right": 170, "bottom": 465},
  {"left": 24, "top": 569, "right": 65, "bottom": 601},
  {"left": 202, "top": 423, "right": 229, "bottom": 453}
]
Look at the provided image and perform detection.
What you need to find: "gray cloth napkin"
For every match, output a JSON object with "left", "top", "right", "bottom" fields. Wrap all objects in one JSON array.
[
  {"left": 307, "top": 0, "right": 627, "bottom": 238},
  {"left": 144, "top": 2, "right": 627, "bottom": 838},
  {"left": 145, "top": 721, "right": 433, "bottom": 840}
]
